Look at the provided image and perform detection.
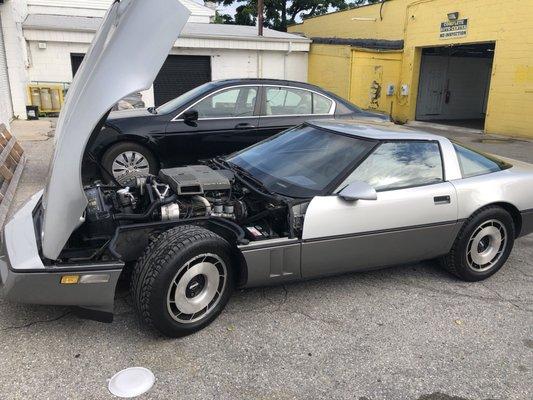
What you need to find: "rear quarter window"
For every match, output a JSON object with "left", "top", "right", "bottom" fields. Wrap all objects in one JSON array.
[{"left": 453, "top": 143, "right": 511, "bottom": 178}]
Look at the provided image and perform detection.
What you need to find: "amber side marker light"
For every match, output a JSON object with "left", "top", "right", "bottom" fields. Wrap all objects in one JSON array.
[
  {"left": 60, "top": 274, "right": 110, "bottom": 285},
  {"left": 60, "top": 275, "right": 80, "bottom": 285}
]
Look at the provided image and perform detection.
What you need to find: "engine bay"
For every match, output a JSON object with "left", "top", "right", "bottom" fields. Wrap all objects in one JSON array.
[{"left": 59, "top": 163, "right": 307, "bottom": 262}]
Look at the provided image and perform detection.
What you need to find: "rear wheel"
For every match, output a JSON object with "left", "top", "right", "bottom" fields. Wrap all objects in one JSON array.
[
  {"left": 131, "top": 225, "right": 235, "bottom": 337},
  {"left": 441, "top": 206, "right": 515, "bottom": 281},
  {"left": 101, "top": 142, "right": 158, "bottom": 185}
]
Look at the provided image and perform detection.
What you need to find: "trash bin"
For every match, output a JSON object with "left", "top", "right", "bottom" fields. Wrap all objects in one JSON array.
[{"left": 26, "top": 106, "right": 39, "bottom": 120}]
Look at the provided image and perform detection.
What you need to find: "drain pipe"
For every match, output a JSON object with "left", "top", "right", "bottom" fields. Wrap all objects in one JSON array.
[{"left": 284, "top": 41, "right": 293, "bottom": 79}]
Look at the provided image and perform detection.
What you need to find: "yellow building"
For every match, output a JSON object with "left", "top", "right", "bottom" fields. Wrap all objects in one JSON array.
[{"left": 289, "top": 0, "right": 533, "bottom": 138}]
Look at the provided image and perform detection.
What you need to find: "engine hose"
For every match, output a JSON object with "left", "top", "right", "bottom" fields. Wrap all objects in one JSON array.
[{"left": 114, "top": 195, "right": 178, "bottom": 221}]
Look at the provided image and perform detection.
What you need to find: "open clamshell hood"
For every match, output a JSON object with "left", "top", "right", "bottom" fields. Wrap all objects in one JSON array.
[{"left": 41, "top": 0, "right": 190, "bottom": 260}]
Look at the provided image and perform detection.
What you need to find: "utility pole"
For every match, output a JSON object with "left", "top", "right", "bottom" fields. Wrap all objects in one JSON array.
[{"left": 257, "top": 0, "right": 264, "bottom": 36}]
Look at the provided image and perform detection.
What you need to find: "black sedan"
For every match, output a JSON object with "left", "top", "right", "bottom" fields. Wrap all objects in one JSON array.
[{"left": 84, "top": 78, "right": 388, "bottom": 184}]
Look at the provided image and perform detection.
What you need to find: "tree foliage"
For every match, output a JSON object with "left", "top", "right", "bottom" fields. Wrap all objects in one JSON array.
[{"left": 215, "top": 0, "right": 383, "bottom": 31}]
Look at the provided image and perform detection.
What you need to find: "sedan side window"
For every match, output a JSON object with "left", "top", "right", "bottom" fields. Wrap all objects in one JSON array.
[
  {"left": 265, "top": 87, "right": 312, "bottom": 115},
  {"left": 338, "top": 141, "right": 444, "bottom": 192},
  {"left": 313, "top": 94, "right": 333, "bottom": 114},
  {"left": 194, "top": 86, "right": 258, "bottom": 118}
]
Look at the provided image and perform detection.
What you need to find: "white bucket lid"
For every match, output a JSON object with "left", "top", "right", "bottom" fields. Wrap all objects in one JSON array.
[{"left": 108, "top": 367, "right": 155, "bottom": 398}]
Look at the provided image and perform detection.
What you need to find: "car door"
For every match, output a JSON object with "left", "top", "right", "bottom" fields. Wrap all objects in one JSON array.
[
  {"left": 161, "top": 85, "right": 261, "bottom": 164},
  {"left": 257, "top": 86, "right": 336, "bottom": 137},
  {"left": 301, "top": 140, "right": 460, "bottom": 278}
]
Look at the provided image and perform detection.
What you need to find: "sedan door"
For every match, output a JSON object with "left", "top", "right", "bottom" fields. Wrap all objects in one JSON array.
[
  {"left": 301, "top": 140, "right": 460, "bottom": 278},
  {"left": 258, "top": 86, "right": 336, "bottom": 137},
  {"left": 161, "top": 86, "right": 261, "bottom": 164}
]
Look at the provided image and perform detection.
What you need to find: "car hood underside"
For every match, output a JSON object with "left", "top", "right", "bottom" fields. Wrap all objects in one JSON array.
[{"left": 40, "top": 0, "right": 190, "bottom": 260}]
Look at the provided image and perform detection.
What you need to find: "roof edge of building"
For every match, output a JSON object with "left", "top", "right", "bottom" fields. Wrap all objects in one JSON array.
[{"left": 311, "top": 37, "right": 404, "bottom": 50}]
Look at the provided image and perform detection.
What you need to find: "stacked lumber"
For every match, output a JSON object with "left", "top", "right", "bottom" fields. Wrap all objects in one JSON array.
[{"left": 0, "top": 124, "right": 26, "bottom": 228}]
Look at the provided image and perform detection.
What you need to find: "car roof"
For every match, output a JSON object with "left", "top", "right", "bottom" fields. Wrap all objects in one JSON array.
[
  {"left": 211, "top": 78, "right": 326, "bottom": 90},
  {"left": 307, "top": 119, "right": 445, "bottom": 142}
]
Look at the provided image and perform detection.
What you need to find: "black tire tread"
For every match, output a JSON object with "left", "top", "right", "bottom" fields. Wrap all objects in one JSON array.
[
  {"left": 441, "top": 205, "right": 515, "bottom": 280},
  {"left": 130, "top": 225, "right": 222, "bottom": 330}
]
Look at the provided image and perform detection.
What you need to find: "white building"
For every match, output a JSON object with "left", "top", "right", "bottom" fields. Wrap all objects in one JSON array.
[{"left": 0, "top": 0, "right": 310, "bottom": 128}]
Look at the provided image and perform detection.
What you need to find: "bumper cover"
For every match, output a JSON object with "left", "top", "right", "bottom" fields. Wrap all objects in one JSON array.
[{"left": 1, "top": 192, "right": 124, "bottom": 313}]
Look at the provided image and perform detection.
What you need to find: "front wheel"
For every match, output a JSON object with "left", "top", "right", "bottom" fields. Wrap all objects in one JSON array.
[
  {"left": 101, "top": 142, "right": 158, "bottom": 185},
  {"left": 441, "top": 206, "right": 515, "bottom": 281},
  {"left": 131, "top": 225, "right": 235, "bottom": 337}
]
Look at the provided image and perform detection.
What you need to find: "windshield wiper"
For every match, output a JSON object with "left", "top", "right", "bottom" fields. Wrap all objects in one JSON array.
[
  {"left": 216, "top": 158, "right": 272, "bottom": 195},
  {"left": 147, "top": 107, "right": 158, "bottom": 114}
]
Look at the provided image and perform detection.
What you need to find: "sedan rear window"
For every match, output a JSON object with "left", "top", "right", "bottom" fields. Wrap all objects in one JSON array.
[{"left": 453, "top": 143, "right": 511, "bottom": 178}]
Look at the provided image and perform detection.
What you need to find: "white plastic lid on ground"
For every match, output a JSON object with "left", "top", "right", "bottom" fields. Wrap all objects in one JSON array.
[{"left": 108, "top": 367, "right": 156, "bottom": 398}]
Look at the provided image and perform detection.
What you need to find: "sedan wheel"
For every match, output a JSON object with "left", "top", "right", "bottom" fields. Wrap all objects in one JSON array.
[
  {"left": 112, "top": 151, "right": 151, "bottom": 185},
  {"left": 100, "top": 142, "right": 158, "bottom": 185}
]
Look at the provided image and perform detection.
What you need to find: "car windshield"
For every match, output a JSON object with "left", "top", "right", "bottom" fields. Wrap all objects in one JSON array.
[
  {"left": 227, "top": 125, "right": 377, "bottom": 198},
  {"left": 156, "top": 83, "right": 214, "bottom": 115}
]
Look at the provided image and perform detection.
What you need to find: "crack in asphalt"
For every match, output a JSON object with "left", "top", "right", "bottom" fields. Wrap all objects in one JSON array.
[
  {"left": 395, "top": 279, "right": 532, "bottom": 312},
  {"left": 1, "top": 311, "right": 72, "bottom": 331}
]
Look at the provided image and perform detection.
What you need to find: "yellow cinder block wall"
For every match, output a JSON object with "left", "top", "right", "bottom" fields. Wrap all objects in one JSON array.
[
  {"left": 350, "top": 50, "right": 402, "bottom": 115},
  {"left": 308, "top": 44, "right": 353, "bottom": 100},
  {"left": 290, "top": 0, "right": 533, "bottom": 138}
]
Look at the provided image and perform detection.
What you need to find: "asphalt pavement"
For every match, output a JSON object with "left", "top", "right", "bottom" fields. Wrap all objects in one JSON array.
[{"left": 0, "top": 122, "right": 531, "bottom": 400}]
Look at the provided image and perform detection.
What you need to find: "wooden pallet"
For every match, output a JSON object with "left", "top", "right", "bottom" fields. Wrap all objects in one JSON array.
[{"left": 0, "top": 124, "right": 26, "bottom": 228}]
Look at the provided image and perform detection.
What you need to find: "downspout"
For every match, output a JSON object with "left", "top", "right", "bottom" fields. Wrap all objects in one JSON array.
[{"left": 284, "top": 41, "right": 293, "bottom": 79}]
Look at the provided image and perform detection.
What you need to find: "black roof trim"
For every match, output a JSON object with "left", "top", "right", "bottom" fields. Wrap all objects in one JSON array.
[{"left": 311, "top": 37, "right": 404, "bottom": 50}]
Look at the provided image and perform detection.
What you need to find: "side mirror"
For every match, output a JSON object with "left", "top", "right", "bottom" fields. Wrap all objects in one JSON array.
[
  {"left": 183, "top": 109, "right": 198, "bottom": 125},
  {"left": 338, "top": 181, "right": 377, "bottom": 202}
]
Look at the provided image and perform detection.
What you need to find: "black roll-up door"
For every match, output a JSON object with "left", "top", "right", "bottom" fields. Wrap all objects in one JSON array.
[
  {"left": 153, "top": 55, "right": 211, "bottom": 106},
  {"left": 70, "top": 53, "right": 85, "bottom": 78}
]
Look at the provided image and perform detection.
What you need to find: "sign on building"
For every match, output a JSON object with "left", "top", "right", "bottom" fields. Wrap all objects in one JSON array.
[{"left": 439, "top": 19, "right": 468, "bottom": 39}]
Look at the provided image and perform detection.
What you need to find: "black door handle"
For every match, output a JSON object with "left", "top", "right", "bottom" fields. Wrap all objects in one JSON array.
[
  {"left": 434, "top": 195, "right": 451, "bottom": 205},
  {"left": 235, "top": 123, "right": 255, "bottom": 130}
]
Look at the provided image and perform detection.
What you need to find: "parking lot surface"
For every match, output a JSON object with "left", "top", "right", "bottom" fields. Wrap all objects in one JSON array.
[{"left": 0, "top": 124, "right": 532, "bottom": 400}]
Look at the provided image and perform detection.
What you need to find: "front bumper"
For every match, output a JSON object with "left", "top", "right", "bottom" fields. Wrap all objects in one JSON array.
[{"left": 0, "top": 192, "right": 124, "bottom": 314}]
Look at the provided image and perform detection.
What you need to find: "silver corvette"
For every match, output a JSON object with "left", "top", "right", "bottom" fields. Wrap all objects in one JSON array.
[{"left": 1, "top": 0, "right": 533, "bottom": 337}]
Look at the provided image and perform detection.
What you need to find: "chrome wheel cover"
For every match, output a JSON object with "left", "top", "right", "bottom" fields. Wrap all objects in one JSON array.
[
  {"left": 466, "top": 219, "right": 507, "bottom": 272},
  {"left": 112, "top": 151, "right": 150, "bottom": 184},
  {"left": 166, "top": 254, "right": 227, "bottom": 324}
]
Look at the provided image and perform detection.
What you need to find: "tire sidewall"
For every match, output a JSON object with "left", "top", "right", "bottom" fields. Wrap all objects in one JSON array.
[
  {"left": 101, "top": 142, "right": 158, "bottom": 182},
  {"left": 148, "top": 237, "right": 235, "bottom": 337},
  {"left": 454, "top": 207, "right": 515, "bottom": 281}
]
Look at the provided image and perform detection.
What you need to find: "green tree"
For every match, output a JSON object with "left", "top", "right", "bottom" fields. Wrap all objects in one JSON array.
[{"left": 216, "top": 0, "right": 383, "bottom": 31}]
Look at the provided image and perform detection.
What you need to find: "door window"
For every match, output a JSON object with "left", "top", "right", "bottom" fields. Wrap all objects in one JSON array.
[
  {"left": 265, "top": 87, "right": 313, "bottom": 115},
  {"left": 194, "top": 86, "right": 258, "bottom": 118},
  {"left": 338, "top": 141, "right": 444, "bottom": 192}
]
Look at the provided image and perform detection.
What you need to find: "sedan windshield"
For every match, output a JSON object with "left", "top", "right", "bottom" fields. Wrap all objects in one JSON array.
[
  {"left": 227, "top": 125, "right": 377, "bottom": 198},
  {"left": 156, "top": 82, "right": 215, "bottom": 115}
]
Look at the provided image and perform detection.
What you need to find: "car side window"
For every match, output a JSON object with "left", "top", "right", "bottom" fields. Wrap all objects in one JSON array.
[
  {"left": 338, "top": 141, "right": 444, "bottom": 192},
  {"left": 453, "top": 143, "right": 506, "bottom": 178},
  {"left": 313, "top": 94, "right": 333, "bottom": 114},
  {"left": 265, "top": 87, "right": 313, "bottom": 115},
  {"left": 194, "top": 86, "right": 258, "bottom": 118}
]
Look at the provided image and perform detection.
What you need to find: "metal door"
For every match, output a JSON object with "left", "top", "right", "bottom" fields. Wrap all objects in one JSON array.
[{"left": 416, "top": 55, "right": 447, "bottom": 118}]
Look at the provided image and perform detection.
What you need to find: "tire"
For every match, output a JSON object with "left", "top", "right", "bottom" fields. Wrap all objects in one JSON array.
[
  {"left": 100, "top": 141, "right": 158, "bottom": 185},
  {"left": 441, "top": 206, "right": 515, "bottom": 282},
  {"left": 131, "top": 225, "right": 235, "bottom": 337}
]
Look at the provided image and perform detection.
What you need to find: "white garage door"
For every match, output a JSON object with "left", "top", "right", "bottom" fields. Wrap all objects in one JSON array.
[{"left": 0, "top": 16, "right": 13, "bottom": 128}]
